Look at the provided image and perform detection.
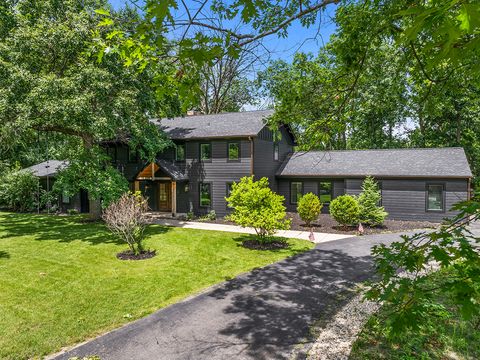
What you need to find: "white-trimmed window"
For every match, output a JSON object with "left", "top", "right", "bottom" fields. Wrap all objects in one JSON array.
[{"left": 426, "top": 184, "right": 445, "bottom": 211}]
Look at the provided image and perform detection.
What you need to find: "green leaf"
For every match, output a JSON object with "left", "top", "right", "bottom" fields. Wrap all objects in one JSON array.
[{"left": 94, "top": 8, "right": 111, "bottom": 16}]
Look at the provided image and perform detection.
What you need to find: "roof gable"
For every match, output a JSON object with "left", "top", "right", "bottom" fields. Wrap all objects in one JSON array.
[{"left": 277, "top": 148, "right": 472, "bottom": 178}]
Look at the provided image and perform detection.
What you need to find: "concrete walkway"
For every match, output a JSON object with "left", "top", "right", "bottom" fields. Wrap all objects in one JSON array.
[
  {"left": 149, "top": 218, "right": 352, "bottom": 244},
  {"left": 52, "top": 231, "right": 409, "bottom": 360}
]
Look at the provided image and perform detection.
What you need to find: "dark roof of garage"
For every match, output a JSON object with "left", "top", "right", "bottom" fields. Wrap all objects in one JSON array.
[{"left": 276, "top": 148, "right": 472, "bottom": 178}]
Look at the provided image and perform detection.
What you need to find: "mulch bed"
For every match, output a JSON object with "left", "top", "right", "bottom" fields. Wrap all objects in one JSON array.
[
  {"left": 197, "top": 213, "right": 439, "bottom": 236},
  {"left": 287, "top": 213, "right": 439, "bottom": 235},
  {"left": 241, "top": 239, "right": 290, "bottom": 250},
  {"left": 116, "top": 249, "right": 156, "bottom": 260}
]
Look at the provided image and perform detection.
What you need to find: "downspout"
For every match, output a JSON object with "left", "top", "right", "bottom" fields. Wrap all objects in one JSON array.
[
  {"left": 249, "top": 136, "right": 254, "bottom": 176},
  {"left": 468, "top": 177, "right": 472, "bottom": 200}
]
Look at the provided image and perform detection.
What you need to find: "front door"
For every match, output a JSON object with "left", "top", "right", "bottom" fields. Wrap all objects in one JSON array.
[
  {"left": 158, "top": 182, "right": 171, "bottom": 212},
  {"left": 140, "top": 181, "right": 158, "bottom": 211}
]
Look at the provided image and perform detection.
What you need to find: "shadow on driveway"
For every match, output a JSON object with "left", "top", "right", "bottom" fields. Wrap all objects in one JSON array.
[{"left": 54, "top": 234, "right": 404, "bottom": 360}]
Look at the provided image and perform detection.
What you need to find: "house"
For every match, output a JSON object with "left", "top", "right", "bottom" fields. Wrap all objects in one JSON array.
[
  {"left": 22, "top": 160, "right": 90, "bottom": 213},
  {"left": 103, "top": 110, "right": 472, "bottom": 222}
]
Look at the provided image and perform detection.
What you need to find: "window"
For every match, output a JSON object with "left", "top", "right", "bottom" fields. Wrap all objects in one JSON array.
[
  {"left": 128, "top": 148, "right": 138, "bottom": 163},
  {"left": 426, "top": 184, "right": 444, "bottom": 211},
  {"left": 228, "top": 142, "right": 240, "bottom": 161},
  {"left": 319, "top": 181, "right": 333, "bottom": 203},
  {"left": 290, "top": 182, "right": 303, "bottom": 204},
  {"left": 273, "top": 143, "right": 279, "bottom": 161},
  {"left": 199, "top": 182, "right": 211, "bottom": 207},
  {"left": 175, "top": 143, "right": 186, "bottom": 161},
  {"left": 62, "top": 192, "right": 70, "bottom": 204},
  {"left": 200, "top": 143, "right": 211, "bottom": 161}
]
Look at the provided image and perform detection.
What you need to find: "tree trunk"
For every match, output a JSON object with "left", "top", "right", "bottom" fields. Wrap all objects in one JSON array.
[
  {"left": 82, "top": 134, "right": 102, "bottom": 220},
  {"left": 89, "top": 197, "right": 102, "bottom": 220}
]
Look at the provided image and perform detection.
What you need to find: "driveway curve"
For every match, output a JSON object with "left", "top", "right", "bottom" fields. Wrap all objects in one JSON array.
[{"left": 52, "top": 232, "right": 410, "bottom": 360}]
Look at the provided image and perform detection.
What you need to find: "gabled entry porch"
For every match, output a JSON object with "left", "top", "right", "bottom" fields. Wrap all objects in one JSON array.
[{"left": 133, "top": 160, "right": 188, "bottom": 216}]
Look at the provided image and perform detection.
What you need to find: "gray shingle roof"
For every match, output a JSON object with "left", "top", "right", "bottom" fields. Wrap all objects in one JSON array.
[
  {"left": 152, "top": 110, "right": 273, "bottom": 140},
  {"left": 156, "top": 159, "right": 188, "bottom": 181},
  {"left": 276, "top": 148, "right": 472, "bottom": 178},
  {"left": 22, "top": 160, "right": 69, "bottom": 178}
]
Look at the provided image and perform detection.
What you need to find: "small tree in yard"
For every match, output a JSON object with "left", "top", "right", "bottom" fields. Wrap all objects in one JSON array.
[
  {"left": 297, "top": 193, "right": 322, "bottom": 227},
  {"left": 226, "top": 176, "right": 290, "bottom": 243},
  {"left": 103, "top": 192, "right": 148, "bottom": 255},
  {"left": 329, "top": 195, "right": 360, "bottom": 227},
  {"left": 358, "top": 176, "right": 388, "bottom": 226}
]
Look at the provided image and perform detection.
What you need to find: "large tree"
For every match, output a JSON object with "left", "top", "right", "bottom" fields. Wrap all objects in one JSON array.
[{"left": 0, "top": 0, "right": 179, "bottom": 216}]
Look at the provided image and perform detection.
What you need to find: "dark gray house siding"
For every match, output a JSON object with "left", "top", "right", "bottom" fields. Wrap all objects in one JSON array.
[
  {"left": 184, "top": 139, "right": 252, "bottom": 216},
  {"left": 253, "top": 126, "right": 294, "bottom": 191},
  {"left": 277, "top": 176, "right": 469, "bottom": 222},
  {"left": 278, "top": 178, "right": 344, "bottom": 213},
  {"left": 345, "top": 178, "right": 469, "bottom": 222}
]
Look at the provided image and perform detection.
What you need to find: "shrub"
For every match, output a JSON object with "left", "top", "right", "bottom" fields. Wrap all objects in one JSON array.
[
  {"left": 67, "top": 208, "right": 79, "bottom": 215},
  {"left": 297, "top": 192, "right": 322, "bottom": 227},
  {"left": 0, "top": 169, "right": 41, "bottom": 212},
  {"left": 206, "top": 209, "right": 216, "bottom": 220},
  {"left": 358, "top": 176, "right": 388, "bottom": 226},
  {"left": 329, "top": 195, "right": 360, "bottom": 227},
  {"left": 185, "top": 211, "right": 195, "bottom": 221},
  {"left": 102, "top": 192, "right": 149, "bottom": 255},
  {"left": 226, "top": 176, "right": 290, "bottom": 243}
]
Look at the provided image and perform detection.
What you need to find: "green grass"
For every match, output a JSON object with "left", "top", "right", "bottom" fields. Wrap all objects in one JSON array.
[
  {"left": 0, "top": 212, "right": 313, "bottom": 359},
  {"left": 350, "top": 275, "right": 480, "bottom": 360}
]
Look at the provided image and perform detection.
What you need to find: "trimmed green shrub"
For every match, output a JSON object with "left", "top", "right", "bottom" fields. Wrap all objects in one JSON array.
[
  {"left": 297, "top": 192, "right": 322, "bottom": 227},
  {"left": 329, "top": 194, "right": 360, "bottom": 227},
  {"left": 358, "top": 176, "right": 388, "bottom": 226},
  {"left": 226, "top": 176, "right": 290, "bottom": 243}
]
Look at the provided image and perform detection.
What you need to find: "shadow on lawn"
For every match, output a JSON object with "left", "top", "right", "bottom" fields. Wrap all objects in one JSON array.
[
  {"left": 0, "top": 250, "right": 10, "bottom": 259},
  {"left": 206, "top": 246, "right": 374, "bottom": 359},
  {"left": 0, "top": 213, "right": 172, "bottom": 246}
]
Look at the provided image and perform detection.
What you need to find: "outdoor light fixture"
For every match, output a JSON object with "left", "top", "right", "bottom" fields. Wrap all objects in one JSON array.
[{"left": 184, "top": 183, "right": 190, "bottom": 192}]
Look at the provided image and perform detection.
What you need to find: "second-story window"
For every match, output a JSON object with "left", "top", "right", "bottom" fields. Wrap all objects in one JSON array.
[
  {"left": 175, "top": 143, "right": 185, "bottom": 161},
  {"left": 273, "top": 143, "right": 279, "bottom": 161},
  {"left": 200, "top": 143, "right": 211, "bottom": 161},
  {"left": 228, "top": 142, "right": 240, "bottom": 161},
  {"left": 128, "top": 148, "right": 138, "bottom": 163}
]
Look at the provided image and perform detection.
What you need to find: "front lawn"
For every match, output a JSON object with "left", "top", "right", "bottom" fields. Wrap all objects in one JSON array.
[{"left": 0, "top": 212, "right": 313, "bottom": 359}]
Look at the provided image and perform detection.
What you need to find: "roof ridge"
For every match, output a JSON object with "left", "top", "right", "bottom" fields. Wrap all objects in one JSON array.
[
  {"left": 157, "top": 109, "right": 274, "bottom": 121},
  {"left": 292, "top": 147, "right": 464, "bottom": 154}
]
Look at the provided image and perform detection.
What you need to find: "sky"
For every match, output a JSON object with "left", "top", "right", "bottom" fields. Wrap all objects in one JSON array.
[
  {"left": 108, "top": 0, "right": 338, "bottom": 63},
  {"left": 108, "top": 0, "right": 338, "bottom": 110}
]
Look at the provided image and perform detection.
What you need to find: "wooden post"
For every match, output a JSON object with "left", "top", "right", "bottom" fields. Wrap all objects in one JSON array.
[
  {"left": 171, "top": 181, "right": 177, "bottom": 217},
  {"left": 134, "top": 181, "right": 140, "bottom": 192}
]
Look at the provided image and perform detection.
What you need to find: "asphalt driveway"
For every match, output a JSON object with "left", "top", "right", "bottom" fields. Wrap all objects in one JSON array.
[{"left": 52, "top": 232, "right": 414, "bottom": 360}]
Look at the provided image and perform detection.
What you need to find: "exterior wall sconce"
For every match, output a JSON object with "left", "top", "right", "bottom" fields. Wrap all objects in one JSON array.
[{"left": 184, "top": 183, "right": 190, "bottom": 192}]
